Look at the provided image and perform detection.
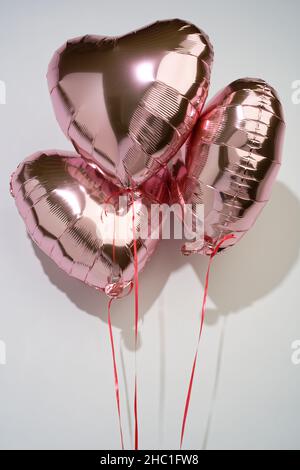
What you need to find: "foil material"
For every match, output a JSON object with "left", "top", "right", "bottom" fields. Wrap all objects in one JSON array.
[
  {"left": 47, "top": 19, "right": 213, "bottom": 188},
  {"left": 173, "top": 78, "right": 285, "bottom": 255},
  {"left": 11, "top": 151, "right": 168, "bottom": 297}
]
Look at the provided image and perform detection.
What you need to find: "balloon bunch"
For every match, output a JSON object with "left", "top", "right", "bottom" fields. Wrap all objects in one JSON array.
[{"left": 10, "top": 19, "right": 285, "bottom": 449}]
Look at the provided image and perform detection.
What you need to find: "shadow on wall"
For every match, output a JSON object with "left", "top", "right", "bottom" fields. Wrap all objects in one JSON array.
[{"left": 32, "top": 181, "right": 300, "bottom": 349}]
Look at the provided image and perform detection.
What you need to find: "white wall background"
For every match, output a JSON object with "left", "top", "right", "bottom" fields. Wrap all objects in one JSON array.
[{"left": 0, "top": 0, "right": 300, "bottom": 450}]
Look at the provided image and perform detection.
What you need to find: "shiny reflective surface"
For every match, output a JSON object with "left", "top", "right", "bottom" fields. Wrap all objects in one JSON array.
[
  {"left": 47, "top": 19, "right": 213, "bottom": 188},
  {"left": 173, "top": 78, "right": 285, "bottom": 255},
  {"left": 11, "top": 151, "right": 168, "bottom": 297}
]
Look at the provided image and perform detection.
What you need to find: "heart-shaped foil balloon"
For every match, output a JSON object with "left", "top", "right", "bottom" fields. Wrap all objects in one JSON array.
[
  {"left": 11, "top": 151, "right": 169, "bottom": 298},
  {"left": 172, "top": 78, "right": 285, "bottom": 254},
  {"left": 47, "top": 19, "right": 213, "bottom": 188}
]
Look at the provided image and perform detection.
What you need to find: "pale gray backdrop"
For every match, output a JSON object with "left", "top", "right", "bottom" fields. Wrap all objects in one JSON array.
[{"left": 0, "top": 0, "right": 299, "bottom": 450}]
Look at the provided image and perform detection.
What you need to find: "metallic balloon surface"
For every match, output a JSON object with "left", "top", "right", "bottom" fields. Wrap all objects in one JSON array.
[
  {"left": 47, "top": 19, "right": 213, "bottom": 188},
  {"left": 173, "top": 78, "right": 285, "bottom": 255},
  {"left": 11, "top": 151, "right": 168, "bottom": 298}
]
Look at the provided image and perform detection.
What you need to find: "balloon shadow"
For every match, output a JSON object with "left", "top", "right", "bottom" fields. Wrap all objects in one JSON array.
[
  {"left": 31, "top": 236, "right": 185, "bottom": 351},
  {"left": 32, "top": 181, "right": 300, "bottom": 344},
  {"left": 187, "top": 180, "right": 300, "bottom": 324},
  {"left": 185, "top": 180, "right": 300, "bottom": 449},
  {"left": 31, "top": 181, "right": 300, "bottom": 448}
]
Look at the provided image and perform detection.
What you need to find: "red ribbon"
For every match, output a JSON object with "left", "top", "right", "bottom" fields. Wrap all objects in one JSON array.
[
  {"left": 131, "top": 190, "right": 139, "bottom": 451},
  {"left": 180, "top": 234, "right": 235, "bottom": 449},
  {"left": 107, "top": 298, "right": 124, "bottom": 450},
  {"left": 105, "top": 190, "right": 139, "bottom": 450}
]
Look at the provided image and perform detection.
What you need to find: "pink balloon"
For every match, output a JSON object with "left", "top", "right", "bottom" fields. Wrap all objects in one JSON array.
[
  {"left": 47, "top": 19, "right": 213, "bottom": 189},
  {"left": 172, "top": 78, "right": 285, "bottom": 254},
  {"left": 11, "top": 150, "right": 169, "bottom": 298}
]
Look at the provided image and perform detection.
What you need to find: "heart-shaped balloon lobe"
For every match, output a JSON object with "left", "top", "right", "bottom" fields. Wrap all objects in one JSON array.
[
  {"left": 11, "top": 151, "right": 169, "bottom": 298},
  {"left": 47, "top": 19, "right": 213, "bottom": 188},
  {"left": 172, "top": 78, "right": 285, "bottom": 254}
]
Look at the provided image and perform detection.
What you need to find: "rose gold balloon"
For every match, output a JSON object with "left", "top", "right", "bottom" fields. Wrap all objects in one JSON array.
[
  {"left": 47, "top": 19, "right": 213, "bottom": 188},
  {"left": 11, "top": 151, "right": 168, "bottom": 298},
  {"left": 172, "top": 78, "right": 285, "bottom": 255}
]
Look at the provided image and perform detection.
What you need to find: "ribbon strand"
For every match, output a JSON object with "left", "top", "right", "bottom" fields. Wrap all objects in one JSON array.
[
  {"left": 131, "top": 190, "right": 139, "bottom": 451},
  {"left": 107, "top": 298, "right": 124, "bottom": 450},
  {"left": 180, "top": 234, "right": 235, "bottom": 449}
]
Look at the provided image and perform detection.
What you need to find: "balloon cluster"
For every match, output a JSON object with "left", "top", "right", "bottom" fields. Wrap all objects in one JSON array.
[
  {"left": 10, "top": 18, "right": 285, "bottom": 449},
  {"left": 10, "top": 19, "right": 284, "bottom": 298}
]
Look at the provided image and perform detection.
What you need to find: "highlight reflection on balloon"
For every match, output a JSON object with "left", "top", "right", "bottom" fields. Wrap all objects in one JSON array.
[
  {"left": 11, "top": 151, "right": 169, "bottom": 298},
  {"left": 47, "top": 19, "right": 213, "bottom": 188},
  {"left": 173, "top": 78, "right": 285, "bottom": 255}
]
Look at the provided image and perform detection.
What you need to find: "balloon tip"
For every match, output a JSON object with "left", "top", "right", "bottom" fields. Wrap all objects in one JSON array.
[{"left": 105, "top": 280, "right": 133, "bottom": 299}]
